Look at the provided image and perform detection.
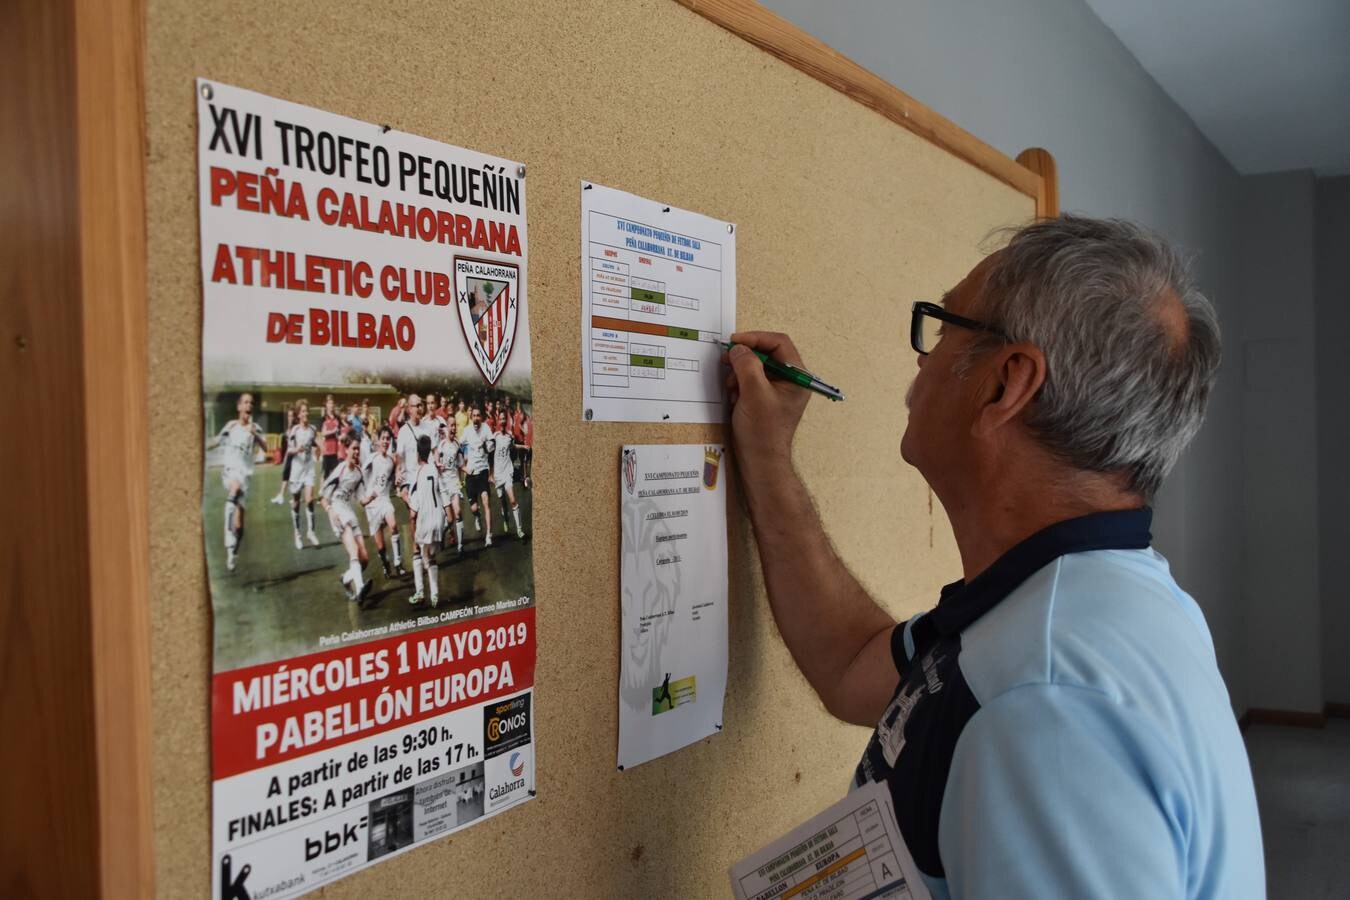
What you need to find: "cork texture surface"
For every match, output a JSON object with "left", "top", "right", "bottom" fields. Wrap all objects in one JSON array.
[{"left": 144, "top": 1, "right": 1033, "bottom": 895}]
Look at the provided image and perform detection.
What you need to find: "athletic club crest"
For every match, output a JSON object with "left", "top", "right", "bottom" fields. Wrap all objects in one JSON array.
[
  {"left": 455, "top": 256, "right": 520, "bottom": 385},
  {"left": 623, "top": 448, "right": 638, "bottom": 496}
]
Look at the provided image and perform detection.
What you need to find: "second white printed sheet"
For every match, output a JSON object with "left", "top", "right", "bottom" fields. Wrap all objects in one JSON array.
[{"left": 618, "top": 444, "right": 729, "bottom": 768}]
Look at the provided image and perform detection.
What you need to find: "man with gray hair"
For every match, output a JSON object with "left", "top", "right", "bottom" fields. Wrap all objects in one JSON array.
[{"left": 724, "top": 216, "right": 1262, "bottom": 899}]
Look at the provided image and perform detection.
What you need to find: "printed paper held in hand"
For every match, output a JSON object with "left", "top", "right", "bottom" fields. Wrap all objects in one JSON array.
[{"left": 729, "top": 780, "right": 931, "bottom": 900}]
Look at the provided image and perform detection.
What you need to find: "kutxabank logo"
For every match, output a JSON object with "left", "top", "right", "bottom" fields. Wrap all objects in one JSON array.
[{"left": 455, "top": 256, "right": 520, "bottom": 386}]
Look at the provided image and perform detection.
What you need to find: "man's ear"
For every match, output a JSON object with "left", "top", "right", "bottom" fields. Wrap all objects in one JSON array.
[{"left": 972, "top": 343, "right": 1046, "bottom": 438}]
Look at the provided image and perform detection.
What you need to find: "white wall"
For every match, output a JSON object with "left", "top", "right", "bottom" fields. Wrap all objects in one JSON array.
[
  {"left": 760, "top": 0, "right": 1252, "bottom": 710},
  {"left": 1237, "top": 172, "right": 1322, "bottom": 713},
  {"left": 1316, "top": 176, "right": 1350, "bottom": 705}
]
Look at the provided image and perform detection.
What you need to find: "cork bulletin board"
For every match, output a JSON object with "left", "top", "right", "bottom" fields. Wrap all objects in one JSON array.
[{"left": 142, "top": 0, "right": 1037, "bottom": 895}]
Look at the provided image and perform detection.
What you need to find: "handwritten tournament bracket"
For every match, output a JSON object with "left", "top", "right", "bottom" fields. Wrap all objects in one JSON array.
[{"left": 581, "top": 182, "right": 736, "bottom": 423}]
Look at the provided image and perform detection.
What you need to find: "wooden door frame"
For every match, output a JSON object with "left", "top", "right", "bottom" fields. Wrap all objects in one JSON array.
[{"left": 2, "top": 0, "right": 153, "bottom": 895}]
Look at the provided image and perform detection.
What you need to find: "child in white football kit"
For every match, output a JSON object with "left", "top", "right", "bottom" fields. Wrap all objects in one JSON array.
[
  {"left": 407, "top": 435, "right": 446, "bottom": 607},
  {"left": 269, "top": 405, "right": 298, "bottom": 505},
  {"left": 287, "top": 400, "right": 321, "bottom": 549},
  {"left": 206, "top": 392, "right": 268, "bottom": 572},
  {"left": 460, "top": 407, "right": 495, "bottom": 545},
  {"left": 363, "top": 425, "right": 404, "bottom": 578},
  {"left": 491, "top": 419, "right": 525, "bottom": 539},
  {"left": 396, "top": 393, "right": 440, "bottom": 573},
  {"left": 321, "top": 433, "right": 372, "bottom": 603},
  {"left": 436, "top": 420, "right": 466, "bottom": 553}
]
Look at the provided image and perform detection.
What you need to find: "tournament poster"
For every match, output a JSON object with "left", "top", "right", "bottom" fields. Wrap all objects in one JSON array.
[{"left": 197, "top": 80, "right": 536, "bottom": 899}]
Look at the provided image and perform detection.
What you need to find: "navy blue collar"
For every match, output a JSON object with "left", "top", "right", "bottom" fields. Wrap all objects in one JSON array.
[{"left": 929, "top": 508, "right": 1153, "bottom": 637}]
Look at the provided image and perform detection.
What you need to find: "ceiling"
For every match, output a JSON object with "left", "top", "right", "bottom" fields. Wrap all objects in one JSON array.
[{"left": 1084, "top": 0, "right": 1350, "bottom": 176}]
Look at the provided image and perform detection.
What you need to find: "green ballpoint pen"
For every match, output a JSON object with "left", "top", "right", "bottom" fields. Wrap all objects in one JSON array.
[{"left": 723, "top": 341, "right": 846, "bottom": 402}]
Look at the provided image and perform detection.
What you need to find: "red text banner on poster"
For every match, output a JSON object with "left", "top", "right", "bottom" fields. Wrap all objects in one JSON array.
[{"left": 212, "top": 607, "right": 536, "bottom": 779}]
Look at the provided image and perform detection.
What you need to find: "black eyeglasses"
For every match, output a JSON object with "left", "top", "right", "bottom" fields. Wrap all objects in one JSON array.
[{"left": 910, "top": 301, "right": 1005, "bottom": 355}]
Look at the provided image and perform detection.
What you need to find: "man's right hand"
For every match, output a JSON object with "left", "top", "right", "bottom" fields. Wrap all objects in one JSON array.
[
  {"left": 723, "top": 331, "right": 899, "bottom": 726},
  {"left": 724, "top": 331, "right": 811, "bottom": 477}
]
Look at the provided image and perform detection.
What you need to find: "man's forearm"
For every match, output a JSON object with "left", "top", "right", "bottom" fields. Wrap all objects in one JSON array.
[{"left": 741, "top": 459, "right": 897, "bottom": 723}]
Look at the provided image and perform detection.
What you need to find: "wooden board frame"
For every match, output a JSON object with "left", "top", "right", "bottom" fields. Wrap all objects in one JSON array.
[
  {"left": 2, "top": 0, "right": 153, "bottom": 896},
  {"left": 7, "top": 0, "right": 1055, "bottom": 895}
]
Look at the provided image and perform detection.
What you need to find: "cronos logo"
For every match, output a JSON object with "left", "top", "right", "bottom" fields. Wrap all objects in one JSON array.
[
  {"left": 483, "top": 693, "right": 531, "bottom": 759},
  {"left": 487, "top": 710, "right": 527, "bottom": 742}
]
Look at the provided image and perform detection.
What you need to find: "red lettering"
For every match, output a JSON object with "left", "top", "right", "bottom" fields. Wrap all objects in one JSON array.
[
  {"left": 305, "top": 256, "right": 324, "bottom": 293},
  {"left": 417, "top": 208, "right": 436, "bottom": 242},
  {"left": 316, "top": 187, "right": 338, "bottom": 224},
  {"left": 211, "top": 243, "right": 236, "bottom": 284},
  {"left": 338, "top": 193, "right": 360, "bottom": 229},
  {"left": 354, "top": 262, "right": 373, "bottom": 299},
  {"left": 284, "top": 183, "right": 309, "bottom": 220},
  {"left": 309, "top": 308, "right": 330, "bottom": 345},
  {"left": 234, "top": 246, "right": 260, "bottom": 286},
  {"left": 379, "top": 265, "right": 398, "bottom": 301},
  {"left": 377, "top": 316, "right": 397, "bottom": 349},
  {"left": 396, "top": 204, "right": 416, "bottom": 238},
  {"left": 236, "top": 170, "right": 259, "bottom": 212},
  {"left": 357, "top": 312, "right": 377, "bottom": 348},
  {"left": 210, "top": 167, "right": 236, "bottom": 206},
  {"left": 396, "top": 316, "right": 415, "bottom": 350},
  {"left": 284, "top": 314, "right": 304, "bottom": 343},
  {"left": 265, "top": 312, "right": 289, "bottom": 342},
  {"left": 265, "top": 312, "right": 304, "bottom": 343},
  {"left": 413, "top": 270, "right": 432, "bottom": 305},
  {"left": 305, "top": 309, "right": 412, "bottom": 351},
  {"left": 259, "top": 248, "right": 284, "bottom": 288}
]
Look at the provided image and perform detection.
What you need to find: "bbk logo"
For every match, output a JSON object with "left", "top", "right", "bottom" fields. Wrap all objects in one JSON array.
[
  {"left": 219, "top": 854, "right": 251, "bottom": 900},
  {"left": 304, "top": 816, "right": 368, "bottom": 861}
]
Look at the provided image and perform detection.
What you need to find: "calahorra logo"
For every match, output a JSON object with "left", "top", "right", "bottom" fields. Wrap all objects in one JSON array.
[{"left": 455, "top": 256, "right": 520, "bottom": 385}]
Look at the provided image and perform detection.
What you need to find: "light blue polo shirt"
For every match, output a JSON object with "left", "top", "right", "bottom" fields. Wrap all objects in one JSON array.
[{"left": 853, "top": 509, "right": 1264, "bottom": 898}]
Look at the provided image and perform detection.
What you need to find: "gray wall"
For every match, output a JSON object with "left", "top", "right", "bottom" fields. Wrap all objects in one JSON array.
[
  {"left": 1317, "top": 176, "right": 1350, "bottom": 705},
  {"left": 759, "top": 0, "right": 1257, "bottom": 711},
  {"left": 1237, "top": 172, "right": 1322, "bottom": 713}
]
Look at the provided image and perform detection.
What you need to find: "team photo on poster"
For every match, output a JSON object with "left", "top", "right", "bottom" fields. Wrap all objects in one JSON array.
[
  {"left": 197, "top": 79, "right": 536, "bottom": 900},
  {"left": 205, "top": 380, "right": 535, "bottom": 670}
]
